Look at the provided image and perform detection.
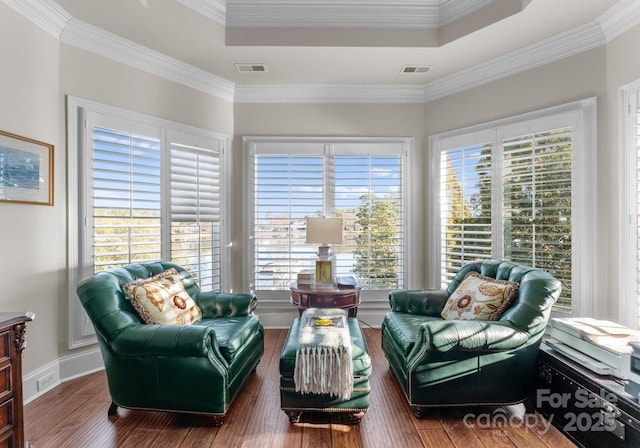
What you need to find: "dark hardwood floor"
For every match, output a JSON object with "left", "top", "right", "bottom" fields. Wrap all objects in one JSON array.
[{"left": 24, "top": 328, "right": 577, "bottom": 447}]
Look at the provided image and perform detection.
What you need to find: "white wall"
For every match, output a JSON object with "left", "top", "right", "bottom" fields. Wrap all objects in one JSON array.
[{"left": 0, "top": 2, "right": 62, "bottom": 377}]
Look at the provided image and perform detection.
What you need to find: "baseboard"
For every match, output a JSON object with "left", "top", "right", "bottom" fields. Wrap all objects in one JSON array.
[
  {"left": 23, "top": 348, "right": 104, "bottom": 404},
  {"left": 59, "top": 347, "right": 105, "bottom": 381},
  {"left": 23, "top": 359, "right": 60, "bottom": 405}
]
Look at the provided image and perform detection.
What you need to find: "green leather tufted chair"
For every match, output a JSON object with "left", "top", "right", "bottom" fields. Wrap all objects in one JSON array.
[
  {"left": 76, "top": 261, "right": 264, "bottom": 426},
  {"left": 381, "top": 260, "right": 561, "bottom": 417}
]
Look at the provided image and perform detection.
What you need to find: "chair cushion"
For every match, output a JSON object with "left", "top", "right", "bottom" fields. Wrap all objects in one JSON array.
[
  {"left": 441, "top": 271, "right": 518, "bottom": 321},
  {"left": 383, "top": 311, "right": 442, "bottom": 356},
  {"left": 123, "top": 268, "right": 202, "bottom": 325},
  {"left": 198, "top": 315, "right": 262, "bottom": 363}
]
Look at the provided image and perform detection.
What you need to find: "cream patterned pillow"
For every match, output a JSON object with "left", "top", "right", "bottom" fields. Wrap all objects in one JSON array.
[
  {"left": 440, "top": 271, "right": 519, "bottom": 321},
  {"left": 123, "top": 268, "right": 202, "bottom": 325}
]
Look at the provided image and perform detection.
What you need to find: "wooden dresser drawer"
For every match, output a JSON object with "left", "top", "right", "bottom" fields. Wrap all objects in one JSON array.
[
  {"left": 0, "top": 399, "right": 13, "bottom": 434},
  {"left": 0, "top": 332, "right": 9, "bottom": 363},
  {"left": 0, "top": 313, "right": 33, "bottom": 448},
  {"left": 0, "top": 432, "right": 12, "bottom": 448},
  {"left": 0, "top": 365, "right": 12, "bottom": 403}
]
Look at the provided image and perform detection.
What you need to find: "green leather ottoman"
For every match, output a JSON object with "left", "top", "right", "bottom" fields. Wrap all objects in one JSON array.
[{"left": 279, "top": 314, "right": 372, "bottom": 424}]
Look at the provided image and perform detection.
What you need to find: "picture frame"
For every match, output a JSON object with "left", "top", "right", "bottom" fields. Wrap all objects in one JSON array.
[{"left": 0, "top": 130, "right": 53, "bottom": 206}]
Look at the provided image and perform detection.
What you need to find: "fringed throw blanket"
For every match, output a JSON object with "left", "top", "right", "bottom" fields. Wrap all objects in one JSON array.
[{"left": 294, "top": 308, "right": 353, "bottom": 400}]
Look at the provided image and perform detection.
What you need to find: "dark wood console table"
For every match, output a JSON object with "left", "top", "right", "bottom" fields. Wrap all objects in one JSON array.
[
  {"left": 290, "top": 282, "right": 361, "bottom": 317},
  {"left": 0, "top": 312, "right": 33, "bottom": 448}
]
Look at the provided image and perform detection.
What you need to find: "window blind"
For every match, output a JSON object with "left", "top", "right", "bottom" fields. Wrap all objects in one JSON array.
[
  {"left": 633, "top": 92, "right": 640, "bottom": 326},
  {"left": 248, "top": 140, "right": 406, "bottom": 292},
  {"left": 439, "top": 143, "right": 493, "bottom": 286},
  {"left": 619, "top": 87, "right": 640, "bottom": 328},
  {"left": 502, "top": 127, "right": 573, "bottom": 310},
  {"left": 433, "top": 100, "right": 595, "bottom": 316},
  {"left": 170, "top": 141, "right": 222, "bottom": 291},
  {"left": 92, "top": 127, "right": 162, "bottom": 272},
  {"left": 334, "top": 154, "right": 404, "bottom": 289},
  {"left": 252, "top": 153, "right": 323, "bottom": 290}
]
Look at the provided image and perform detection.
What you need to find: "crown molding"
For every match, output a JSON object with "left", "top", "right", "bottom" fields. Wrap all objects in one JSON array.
[
  {"left": 422, "top": 21, "right": 607, "bottom": 103},
  {"left": 596, "top": 0, "right": 640, "bottom": 43},
  {"left": 226, "top": 2, "right": 437, "bottom": 29},
  {"left": 6, "top": 0, "right": 640, "bottom": 105},
  {"left": 2, "top": 0, "right": 70, "bottom": 39},
  {"left": 176, "top": 0, "right": 226, "bottom": 26},
  {"left": 60, "top": 18, "right": 235, "bottom": 102},
  {"left": 224, "top": 0, "right": 501, "bottom": 29},
  {"left": 234, "top": 84, "right": 426, "bottom": 103},
  {"left": 438, "top": 0, "right": 496, "bottom": 27},
  {"left": 234, "top": 21, "right": 607, "bottom": 104}
]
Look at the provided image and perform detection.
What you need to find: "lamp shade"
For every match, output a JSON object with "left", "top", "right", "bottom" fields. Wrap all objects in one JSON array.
[{"left": 306, "top": 217, "right": 343, "bottom": 245}]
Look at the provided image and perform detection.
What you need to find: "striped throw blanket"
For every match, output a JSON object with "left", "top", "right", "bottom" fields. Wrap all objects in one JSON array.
[{"left": 294, "top": 308, "right": 353, "bottom": 400}]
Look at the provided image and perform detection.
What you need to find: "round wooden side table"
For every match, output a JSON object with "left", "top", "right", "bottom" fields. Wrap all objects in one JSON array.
[{"left": 290, "top": 282, "right": 362, "bottom": 317}]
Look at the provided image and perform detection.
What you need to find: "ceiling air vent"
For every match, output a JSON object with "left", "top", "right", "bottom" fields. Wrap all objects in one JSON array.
[
  {"left": 400, "top": 65, "right": 430, "bottom": 74},
  {"left": 235, "top": 63, "right": 267, "bottom": 73}
]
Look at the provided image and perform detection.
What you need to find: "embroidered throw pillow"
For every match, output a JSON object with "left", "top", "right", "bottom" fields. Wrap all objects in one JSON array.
[
  {"left": 440, "top": 271, "right": 519, "bottom": 321},
  {"left": 123, "top": 268, "right": 202, "bottom": 325}
]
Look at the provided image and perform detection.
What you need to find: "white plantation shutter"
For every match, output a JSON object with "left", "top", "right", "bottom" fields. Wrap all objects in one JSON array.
[
  {"left": 502, "top": 127, "right": 573, "bottom": 310},
  {"left": 170, "top": 135, "right": 223, "bottom": 291},
  {"left": 333, "top": 144, "right": 404, "bottom": 290},
  {"left": 91, "top": 124, "right": 162, "bottom": 272},
  {"left": 621, "top": 86, "right": 640, "bottom": 328},
  {"left": 251, "top": 148, "right": 324, "bottom": 290},
  {"left": 247, "top": 138, "right": 408, "bottom": 294},
  {"left": 84, "top": 109, "right": 227, "bottom": 290},
  {"left": 439, "top": 142, "right": 493, "bottom": 286},
  {"left": 433, "top": 100, "right": 595, "bottom": 314},
  {"left": 635, "top": 92, "right": 640, "bottom": 326}
]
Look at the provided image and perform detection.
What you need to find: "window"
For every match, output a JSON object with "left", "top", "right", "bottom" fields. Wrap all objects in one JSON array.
[
  {"left": 620, "top": 81, "right": 640, "bottom": 329},
  {"left": 440, "top": 141, "right": 493, "bottom": 285},
  {"left": 430, "top": 99, "right": 596, "bottom": 314},
  {"left": 502, "top": 128, "right": 574, "bottom": 307},
  {"left": 169, "top": 132, "right": 224, "bottom": 292},
  {"left": 67, "top": 97, "right": 229, "bottom": 347},
  {"left": 91, "top": 123, "right": 162, "bottom": 271},
  {"left": 244, "top": 137, "right": 411, "bottom": 300}
]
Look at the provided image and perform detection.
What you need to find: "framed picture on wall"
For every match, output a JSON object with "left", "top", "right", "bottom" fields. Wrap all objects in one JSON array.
[{"left": 0, "top": 130, "right": 53, "bottom": 206}]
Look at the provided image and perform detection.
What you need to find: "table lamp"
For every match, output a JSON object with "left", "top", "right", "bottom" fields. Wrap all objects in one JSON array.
[{"left": 306, "top": 217, "right": 343, "bottom": 285}]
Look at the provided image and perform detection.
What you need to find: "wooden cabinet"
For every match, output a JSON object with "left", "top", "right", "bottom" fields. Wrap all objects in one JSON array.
[
  {"left": 290, "top": 282, "right": 361, "bottom": 317},
  {"left": 0, "top": 313, "right": 33, "bottom": 448}
]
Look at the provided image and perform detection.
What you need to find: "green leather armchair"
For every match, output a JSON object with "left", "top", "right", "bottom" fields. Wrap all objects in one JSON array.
[
  {"left": 76, "top": 262, "right": 264, "bottom": 425},
  {"left": 381, "top": 260, "right": 561, "bottom": 417}
]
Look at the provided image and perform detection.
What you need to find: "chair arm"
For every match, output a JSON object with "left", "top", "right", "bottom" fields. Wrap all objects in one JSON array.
[
  {"left": 408, "top": 320, "right": 529, "bottom": 359},
  {"left": 388, "top": 289, "right": 449, "bottom": 316},
  {"left": 196, "top": 292, "right": 258, "bottom": 318},
  {"left": 110, "top": 324, "right": 221, "bottom": 359}
]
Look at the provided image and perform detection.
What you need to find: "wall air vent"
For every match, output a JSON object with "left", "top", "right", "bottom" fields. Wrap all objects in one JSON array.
[
  {"left": 400, "top": 65, "right": 430, "bottom": 74},
  {"left": 235, "top": 63, "right": 267, "bottom": 73}
]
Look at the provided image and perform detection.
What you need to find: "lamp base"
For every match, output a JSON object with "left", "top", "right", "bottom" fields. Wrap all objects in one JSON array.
[{"left": 315, "top": 259, "right": 333, "bottom": 285}]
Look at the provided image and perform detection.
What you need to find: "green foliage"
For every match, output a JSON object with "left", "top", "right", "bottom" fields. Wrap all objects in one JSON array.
[
  {"left": 502, "top": 131, "right": 573, "bottom": 306},
  {"left": 353, "top": 193, "right": 399, "bottom": 289}
]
